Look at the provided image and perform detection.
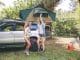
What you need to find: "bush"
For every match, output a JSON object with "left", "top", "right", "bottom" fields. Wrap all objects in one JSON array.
[{"left": 52, "top": 20, "right": 78, "bottom": 37}]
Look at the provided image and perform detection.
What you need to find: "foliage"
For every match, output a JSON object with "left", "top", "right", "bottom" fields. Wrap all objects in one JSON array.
[
  {"left": 0, "top": 0, "right": 35, "bottom": 19},
  {"left": 52, "top": 4, "right": 80, "bottom": 37},
  {"left": 0, "top": 0, "right": 79, "bottom": 19},
  {"left": 36, "top": 0, "right": 60, "bottom": 10},
  {"left": 2, "top": 7, "right": 18, "bottom": 19},
  {"left": 52, "top": 19, "right": 78, "bottom": 37}
]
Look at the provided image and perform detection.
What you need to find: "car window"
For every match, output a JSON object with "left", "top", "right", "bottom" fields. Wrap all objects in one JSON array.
[
  {"left": 16, "top": 24, "right": 24, "bottom": 31},
  {"left": 2, "top": 25, "right": 14, "bottom": 31},
  {"left": 30, "top": 23, "right": 38, "bottom": 30},
  {"left": 0, "top": 22, "right": 24, "bottom": 31}
]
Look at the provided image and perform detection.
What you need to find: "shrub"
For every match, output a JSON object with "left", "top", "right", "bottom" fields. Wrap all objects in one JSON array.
[{"left": 52, "top": 19, "right": 78, "bottom": 37}]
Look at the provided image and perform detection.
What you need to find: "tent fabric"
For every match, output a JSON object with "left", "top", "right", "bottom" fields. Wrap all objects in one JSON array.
[
  {"left": 19, "top": 9, "right": 32, "bottom": 20},
  {"left": 19, "top": 7, "right": 56, "bottom": 21},
  {"left": 46, "top": 10, "right": 56, "bottom": 21},
  {"left": 33, "top": 7, "right": 48, "bottom": 14}
]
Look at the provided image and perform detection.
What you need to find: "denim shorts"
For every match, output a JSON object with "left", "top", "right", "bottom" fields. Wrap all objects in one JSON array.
[{"left": 39, "top": 34, "right": 45, "bottom": 37}]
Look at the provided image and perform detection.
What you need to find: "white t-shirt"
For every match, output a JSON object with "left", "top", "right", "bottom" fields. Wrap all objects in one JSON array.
[{"left": 39, "top": 23, "right": 45, "bottom": 34}]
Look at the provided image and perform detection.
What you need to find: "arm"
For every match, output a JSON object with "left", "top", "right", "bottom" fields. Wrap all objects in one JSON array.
[
  {"left": 40, "top": 14, "right": 44, "bottom": 24},
  {"left": 24, "top": 28, "right": 27, "bottom": 39},
  {"left": 24, "top": 22, "right": 27, "bottom": 36},
  {"left": 23, "top": 27, "right": 26, "bottom": 41}
]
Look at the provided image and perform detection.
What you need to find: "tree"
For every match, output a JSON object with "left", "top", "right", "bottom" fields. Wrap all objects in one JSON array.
[
  {"left": 36, "top": 0, "right": 79, "bottom": 11},
  {"left": 79, "top": 0, "right": 80, "bottom": 3},
  {"left": 36, "top": 0, "right": 60, "bottom": 10},
  {"left": 0, "top": 0, "right": 35, "bottom": 19}
]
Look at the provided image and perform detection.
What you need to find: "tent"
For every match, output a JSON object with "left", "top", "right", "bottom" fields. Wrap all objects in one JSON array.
[{"left": 19, "top": 6, "right": 56, "bottom": 21}]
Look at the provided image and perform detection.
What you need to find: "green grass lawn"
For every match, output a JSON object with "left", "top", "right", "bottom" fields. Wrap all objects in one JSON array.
[{"left": 0, "top": 39, "right": 80, "bottom": 60}]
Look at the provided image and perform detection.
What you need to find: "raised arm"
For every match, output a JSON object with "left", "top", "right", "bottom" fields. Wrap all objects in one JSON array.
[{"left": 40, "top": 14, "right": 44, "bottom": 24}]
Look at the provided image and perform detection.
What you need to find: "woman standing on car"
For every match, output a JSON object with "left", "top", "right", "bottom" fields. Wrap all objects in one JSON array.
[{"left": 24, "top": 22, "right": 31, "bottom": 55}]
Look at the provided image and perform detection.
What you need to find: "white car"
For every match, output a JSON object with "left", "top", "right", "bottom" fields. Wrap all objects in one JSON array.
[{"left": 0, "top": 19, "right": 25, "bottom": 48}]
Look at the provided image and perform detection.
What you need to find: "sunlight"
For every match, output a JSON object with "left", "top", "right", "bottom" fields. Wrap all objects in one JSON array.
[
  {"left": 55, "top": 0, "right": 77, "bottom": 12},
  {"left": 1, "top": 0, "right": 16, "bottom": 7}
]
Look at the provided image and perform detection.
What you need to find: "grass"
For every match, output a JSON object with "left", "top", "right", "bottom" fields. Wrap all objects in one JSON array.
[{"left": 0, "top": 39, "right": 80, "bottom": 60}]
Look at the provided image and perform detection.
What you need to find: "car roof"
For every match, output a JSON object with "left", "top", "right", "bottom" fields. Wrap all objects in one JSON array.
[
  {"left": 0, "top": 19, "right": 25, "bottom": 27},
  {"left": 0, "top": 19, "right": 24, "bottom": 23}
]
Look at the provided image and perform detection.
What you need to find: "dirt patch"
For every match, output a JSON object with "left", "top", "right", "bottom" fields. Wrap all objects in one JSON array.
[{"left": 54, "top": 37, "right": 80, "bottom": 51}]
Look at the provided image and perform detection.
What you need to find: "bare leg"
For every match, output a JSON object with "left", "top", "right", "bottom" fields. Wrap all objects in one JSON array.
[
  {"left": 41, "top": 37, "right": 45, "bottom": 51},
  {"left": 24, "top": 37, "right": 31, "bottom": 55},
  {"left": 37, "top": 37, "right": 40, "bottom": 52},
  {"left": 25, "top": 40, "right": 31, "bottom": 50}
]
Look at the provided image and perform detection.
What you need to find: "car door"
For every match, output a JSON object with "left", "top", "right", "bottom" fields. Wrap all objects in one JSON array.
[
  {"left": 12, "top": 23, "right": 25, "bottom": 43},
  {"left": 0, "top": 23, "right": 14, "bottom": 44}
]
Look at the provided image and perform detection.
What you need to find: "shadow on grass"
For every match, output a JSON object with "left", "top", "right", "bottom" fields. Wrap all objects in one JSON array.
[{"left": 0, "top": 47, "right": 25, "bottom": 53}]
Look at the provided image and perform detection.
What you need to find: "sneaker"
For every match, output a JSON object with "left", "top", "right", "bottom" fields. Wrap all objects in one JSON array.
[
  {"left": 40, "top": 46, "right": 45, "bottom": 51},
  {"left": 24, "top": 50, "right": 30, "bottom": 56}
]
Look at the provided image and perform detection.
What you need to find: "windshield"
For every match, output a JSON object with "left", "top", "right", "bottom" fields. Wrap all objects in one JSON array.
[{"left": 30, "top": 23, "right": 38, "bottom": 30}]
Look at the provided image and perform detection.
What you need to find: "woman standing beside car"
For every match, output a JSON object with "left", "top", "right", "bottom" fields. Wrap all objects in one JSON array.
[{"left": 24, "top": 22, "right": 31, "bottom": 55}]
